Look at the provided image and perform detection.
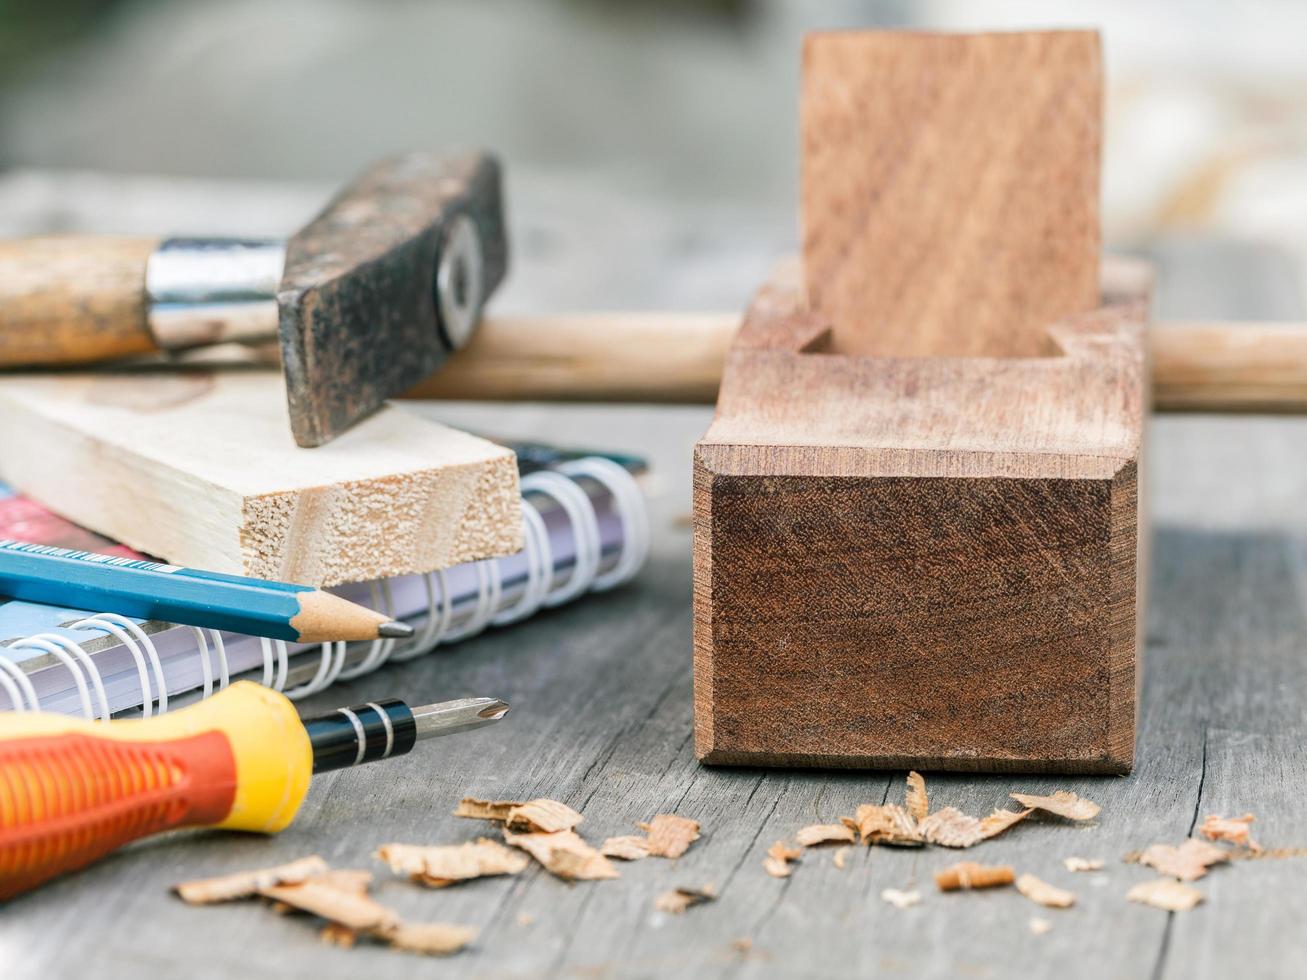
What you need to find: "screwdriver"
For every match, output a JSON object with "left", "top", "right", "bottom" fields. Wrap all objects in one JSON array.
[{"left": 0, "top": 681, "right": 508, "bottom": 899}]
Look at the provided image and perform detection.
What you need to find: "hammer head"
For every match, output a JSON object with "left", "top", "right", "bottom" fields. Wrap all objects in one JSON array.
[{"left": 278, "top": 151, "right": 508, "bottom": 447}]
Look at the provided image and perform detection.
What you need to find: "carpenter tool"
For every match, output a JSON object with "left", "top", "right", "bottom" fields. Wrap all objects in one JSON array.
[
  {"left": 0, "top": 681, "right": 509, "bottom": 899},
  {"left": 0, "top": 151, "right": 508, "bottom": 447},
  {"left": 0, "top": 539, "right": 414, "bottom": 642}
]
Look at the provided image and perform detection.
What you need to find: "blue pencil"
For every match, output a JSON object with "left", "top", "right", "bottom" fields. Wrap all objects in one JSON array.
[{"left": 0, "top": 539, "right": 413, "bottom": 643}]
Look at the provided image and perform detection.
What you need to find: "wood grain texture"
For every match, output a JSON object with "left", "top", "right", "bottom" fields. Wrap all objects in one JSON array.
[
  {"left": 801, "top": 31, "right": 1102, "bottom": 357},
  {"left": 0, "top": 370, "right": 520, "bottom": 587},
  {"left": 0, "top": 235, "right": 160, "bottom": 366},
  {"left": 695, "top": 30, "right": 1137, "bottom": 773},
  {"left": 1, "top": 171, "right": 1304, "bottom": 979},
  {"left": 694, "top": 273, "right": 1146, "bottom": 773},
  {"left": 1152, "top": 321, "right": 1307, "bottom": 412}
]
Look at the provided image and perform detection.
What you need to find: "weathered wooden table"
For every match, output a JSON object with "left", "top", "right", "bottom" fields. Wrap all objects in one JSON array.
[{"left": 2, "top": 173, "right": 1305, "bottom": 977}]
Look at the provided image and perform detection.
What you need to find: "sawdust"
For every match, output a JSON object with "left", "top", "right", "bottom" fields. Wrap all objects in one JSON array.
[
  {"left": 454, "top": 797, "right": 523, "bottom": 821},
  {"left": 504, "top": 829, "right": 620, "bottom": 881},
  {"left": 385, "top": 922, "right": 479, "bottom": 956},
  {"left": 917, "top": 807, "right": 1030, "bottom": 848},
  {"left": 1029, "top": 917, "right": 1054, "bottom": 936},
  {"left": 177, "top": 858, "right": 477, "bottom": 957},
  {"left": 1128, "top": 877, "right": 1204, "bottom": 912},
  {"left": 375, "top": 839, "right": 528, "bottom": 887},
  {"left": 654, "top": 884, "right": 717, "bottom": 914},
  {"left": 934, "top": 862, "right": 1015, "bottom": 892},
  {"left": 796, "top": 823, "right": 856, "bottom": 847},
  {"left": 1015, "top": 873, "right": 1075, "bottom": 909},
  {"left": 506, "top": 799, "right": 585, "bottom": 834},
  {"left": 905, "top": 771, "right": 929, "bottom": 823},
  {"left": 763, "top": 841, "right": 802, "bottom": 878},
  {"left": 1200, "top": 813, "right": 1260, "bottom": 852},
  {"left": 174, "top": 855, "right": 329, "bottom": 904},
  {"left": 847, "top": 804, "right": 924, "bottom": 846},
  {"left": 1063, "top": 857, "right": 1104, "bottom": 872},
  {"left": 832, "top": 847, "right": 849, "bottom": 869},
  {"left": 638, "top": 814, "right": 701, "bottom": 858},
  {"left": 880, "top": 888, "right": 921, "bottom": 909},
  {"left": 601, "top": 835, "right": 652, "bottom": 861},
  {"left": 1009, "top": 790, "right": 1100, "bottom": 822},
  {"left": 1139, "top": 838, "right": 1229, "bottom": 881}
]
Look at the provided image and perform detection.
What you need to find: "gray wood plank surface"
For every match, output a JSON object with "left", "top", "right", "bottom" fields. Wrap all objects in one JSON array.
[{"left": 1, "top": 175, "right": 1304, "bottom": 978}]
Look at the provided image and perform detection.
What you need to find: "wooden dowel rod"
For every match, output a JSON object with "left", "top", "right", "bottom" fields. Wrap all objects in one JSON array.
[{"left": 405, "top": 313, "right": 1307, "bottom": 413}]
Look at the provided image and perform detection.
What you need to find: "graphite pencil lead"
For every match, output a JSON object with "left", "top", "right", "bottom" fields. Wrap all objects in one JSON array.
[{"left": 378, "top": 619, "right": 415, "bottom": 638}]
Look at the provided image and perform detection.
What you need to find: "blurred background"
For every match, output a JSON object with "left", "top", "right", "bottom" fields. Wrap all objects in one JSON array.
[{"left": 1, "top": 0, "right": 1305, "bottom": 314}]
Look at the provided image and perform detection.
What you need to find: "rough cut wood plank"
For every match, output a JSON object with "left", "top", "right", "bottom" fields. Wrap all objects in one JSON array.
[
  {"left": 0, "top": 369, "right": 520, "bottom": 586},
  {"left": 802, "top": 30, "right": 1102, "bottom": 357}
]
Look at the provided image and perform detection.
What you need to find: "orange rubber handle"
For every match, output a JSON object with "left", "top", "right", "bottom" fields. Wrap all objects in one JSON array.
[
  {"left": 0, "top": 729, "right": 237, "bottom": 899},
  {"left": 0, "top": 682, "right": 313, "bottom": 900}
]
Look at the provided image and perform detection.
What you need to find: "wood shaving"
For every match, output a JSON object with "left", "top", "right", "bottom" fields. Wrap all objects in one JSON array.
[
  {"left": 905, "top": 771, "right": 929, "bottom": 822},
  {"left": 1200, "top": 813, "right": 1260, "bottom": 851},
  {"left": 174, "top": 855, "right": 329, "bottom": 904},
  {"left": 638, "top": 814, "right": 701, "bottom": 858},
  {"left": 1063, "top": 857, "right": 1104, "bottom": 872},
  {"left": 934, "top": 862, "right": 1015, "bottom": 892},
  {"left": 505, "top": 799, "right": 584, "bottom": 834},
  {"left": 1016, "top": 873, "right": 1076, "bottom": 908},
  {"left": 454, "top": 797, "right": 523, "bottom": 821},
  {"left": 917, "top": 807, "right": 1030, "bottom": 848},
  {"left": 762, "top": 841, "right": 801, "bottom": 878},
  {"left": 796, "top": 823, "right": 856, "bottom": 847},
  {"left": 654, "top": 884, "right": 717, "bottom": 914},
  {"left": 517, "top": 912, "right": 536, "bottom": 927},
  {"left": 1029, "top": 918, "right": 1053, "bottom": 936},
  {"left": 1138, "top": 838, "right": 1229, "bottom": 881},
  {"left": 503, "top": 829, "right": 619, "bottom": 881},
  {"left": 600, "top": 835, "right": 652, "bottom": 861},
  {"left": 1009, "top": 790, "right": 1100, "bottom": 821},
  {"left": 731, "top": 938, "right": 753, "bottom": 957},
  {"left": 1127, "top": 877, "right": 1204, "bottom": 912},
  {"left": 375, "top": 839, "right": 528, "bottom": 887},
  {"left": 261, "top": 877, "right": 400, "bottom": 933},
  {"left": 832, "top": 847, "right": 849, "bottom": 869},
  {"left": 849, "top": 804, "right": 924, "bottom": 846},
  {"left": 880, "top": 888, "right": 921, "bottom": 909},
  {"left": 384, "top": 922, "right": 478, "bottom": 956}
]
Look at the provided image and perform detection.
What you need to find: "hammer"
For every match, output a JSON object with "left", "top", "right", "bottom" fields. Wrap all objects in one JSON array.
[{"left": 0, "top": 151, "right": 507, "bottom": 447}]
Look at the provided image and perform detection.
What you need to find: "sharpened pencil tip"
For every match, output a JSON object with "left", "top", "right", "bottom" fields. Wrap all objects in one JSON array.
[{"left": 378, "top": 620, "right": 415, "bottom": 638}]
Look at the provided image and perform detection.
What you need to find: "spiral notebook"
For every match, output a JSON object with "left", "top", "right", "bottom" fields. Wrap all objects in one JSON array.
[{"left": 0, "top": 449, "right": 649, "bottom": 718}]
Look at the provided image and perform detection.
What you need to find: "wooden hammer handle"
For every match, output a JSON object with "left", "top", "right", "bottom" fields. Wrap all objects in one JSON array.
[
  {"left": 410, "top": 312, "right": 1307, "bottom": 413},
  {"left": 0, "top": 235, "right": 161, "bottom": 366}
]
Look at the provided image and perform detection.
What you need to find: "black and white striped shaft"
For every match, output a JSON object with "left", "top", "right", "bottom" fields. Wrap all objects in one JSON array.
[{"left": 302, "top": 697, "right": 509, "bottom": 774}]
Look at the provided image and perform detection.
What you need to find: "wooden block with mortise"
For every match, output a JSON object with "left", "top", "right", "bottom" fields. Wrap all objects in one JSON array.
[{"left": 693, "top": 29, "right": 1145, "bottom": 773}]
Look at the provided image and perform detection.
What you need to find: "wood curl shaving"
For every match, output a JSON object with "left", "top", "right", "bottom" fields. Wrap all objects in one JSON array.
[
  {"left": 1138, "top": 838, "right": 1229, "bottom": 881},
  {"left": 174, "top": 855, "right": 328, "bottom": 904},
  {"left": 763, "top": 840, "right": 802, "bottom": 878},
  {"left": 1015, "top": 873, "right": 1075, "bottom": 908},
  {"left": 1127, "top": 877, "right": 1204, "bottom": 911},
  {"left": 1009, "top": 790, "right": 1100, "bottom": 822},
  {"left": 175, "top": 858, "right": 476, "bottom": 956},
  {"left": 880, "top": 888, "right": 921, "bottom": 909},
  {"left": 1200, "top": 813, "right": 1260, "bottom": 851},
  {"left": 905, "top": 771, "right": 929, "bottom": 823},
  {"left": 506, "top": 799, "right": 584, "bottom": 833},
  {"left": 504, "top": 829, "right": 620, "bottom": 881},
  {"left": 846, "top": 804, "right": 923, "bottom": 846},
  {"left": 654, "top": 884, "right": 717, "bottom": 914},
  {"left": 917, "top": 807, "right": 1030, "bottom": 848},
  {"left": 1063, "top": 856, "right": 1104, "bottom": 872},
  {"left": 375, "top": 838, "right": 528, "bottom": 887},
  {"left": 795, "top": 823, "right": 856, "bottom": 847},
  {"left": 637, "top": 814, "right": 701, "bottom": 858},
  {"left": 934, "top": 862, "right": 1014, "bottom": 892},
  {"left": 454, "top": 797, "right": 522, "bottom": 821},
  {"left": 600, "top": 835, "right": 652, "bottom": 861}
]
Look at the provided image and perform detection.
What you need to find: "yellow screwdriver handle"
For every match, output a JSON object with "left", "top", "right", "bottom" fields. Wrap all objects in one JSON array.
[{"left": 0, "top": 681, "right": 313, "bottom": 899}]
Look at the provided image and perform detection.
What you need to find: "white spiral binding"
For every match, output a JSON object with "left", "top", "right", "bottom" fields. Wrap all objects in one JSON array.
[{"left": 0, "top": 458, "right": 648, "bottom": 716}]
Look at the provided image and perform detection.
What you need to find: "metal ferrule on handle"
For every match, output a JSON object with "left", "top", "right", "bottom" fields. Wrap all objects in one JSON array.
[{"left": 145, "top": 238, "right": 285, "bottom": 349}]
